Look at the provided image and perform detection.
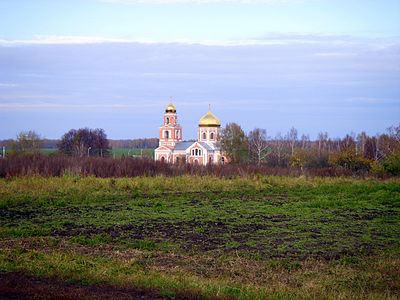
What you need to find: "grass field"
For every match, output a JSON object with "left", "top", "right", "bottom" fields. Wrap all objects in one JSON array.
[
  {"left": 111, "top": 148, "right": 154, "bottom": 158},
  {"left": 0, "top": 176, "right": 399, "bottom": 299}
]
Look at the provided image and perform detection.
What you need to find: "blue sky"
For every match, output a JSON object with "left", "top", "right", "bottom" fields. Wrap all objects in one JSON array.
[{"left": 0, "top": 0, "right": 399, "bottom": 139}]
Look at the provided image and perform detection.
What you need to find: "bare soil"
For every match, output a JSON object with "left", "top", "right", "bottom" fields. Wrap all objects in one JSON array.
[{"left": 0, "top": 272, "right": 202, "bottom": 300}]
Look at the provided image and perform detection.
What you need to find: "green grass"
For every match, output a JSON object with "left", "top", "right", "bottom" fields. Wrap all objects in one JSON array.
[
  {"left": 0, "top": 176, "right": 399, "bottom": 299},
  {"left": 111, "top": 148, "right": 154, "bottom": 158}
]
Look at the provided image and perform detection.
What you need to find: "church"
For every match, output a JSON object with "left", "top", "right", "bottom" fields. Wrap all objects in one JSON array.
[{"left": 154, "top": 102, "right": 225, "bottom": 165}]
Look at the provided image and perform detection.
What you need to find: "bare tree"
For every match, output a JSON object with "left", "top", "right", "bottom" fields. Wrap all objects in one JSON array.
[
  {"left": 286, "top": 127, "right": 298, "bottom": 156},
  {"left": 9, "top": 130, "right": 43, "bottom": 155},
  {"left": 248, "top": 128, "right": 270, "bottom": 166},
  {"left": 300, "top": 134, "right": 310, "bottom": 149},
  {"left": 387, "top": 124, "right": 400, "bottom": 142},
  {"left": 58, "top": 128, "right": 110, "bottom": 157},
  {"left": 357, "top": 131, "right": 368, "bottom": 156},
  {"left": 274, "top": 132, "right": 285, "bottom": 165},
  {"left": 317, "top": 132, "right": 328, "bottom": 157}
]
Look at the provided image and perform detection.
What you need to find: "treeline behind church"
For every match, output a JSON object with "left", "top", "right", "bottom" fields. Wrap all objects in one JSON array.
[{"left": 0, "top": 138, "right": 159, "bottom": 150}]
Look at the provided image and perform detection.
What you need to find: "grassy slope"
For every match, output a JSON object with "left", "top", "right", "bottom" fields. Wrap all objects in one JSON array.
[{"left": 0, "top": 176, "right": 399, "bottom": 299}]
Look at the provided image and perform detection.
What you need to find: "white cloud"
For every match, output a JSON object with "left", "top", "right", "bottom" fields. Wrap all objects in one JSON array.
[
  {"left": 314, "top": 52, "right": 357, "bottom": 58},
  {"left": 1, "top": 34, "right": 395, "bottom": 47},
  {"left": 0, "top": 35, "right": 157, "bottom": 46},
  {"left": 0, "top": 83, "right": 19, "bottom": 88}
]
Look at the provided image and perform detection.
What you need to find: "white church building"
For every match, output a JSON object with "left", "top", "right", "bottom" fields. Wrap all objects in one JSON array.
[{"left": 154, "top": 102, "right": 225, "bottom": 165}]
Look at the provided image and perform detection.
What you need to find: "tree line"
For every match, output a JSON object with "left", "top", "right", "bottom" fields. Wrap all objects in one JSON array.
[
  {"left": 221, "top": 123, "right": 400, "bottom": 175},
  {"left": 1, "top": 129, "right": 158, "bottom": 157},
  {"left": 2, "top": 123, "right": 400, "bottom": 176}
]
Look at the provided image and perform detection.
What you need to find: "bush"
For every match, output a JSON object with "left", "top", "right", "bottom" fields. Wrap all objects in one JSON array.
[
  {"left": 0, "top": 154, "right": 386, "bottom": 178},
  {"left": 383, "top": 152, "right": 400, "bottom": 175},
  {"left": 329, "top": 150, "right": 372, "bottom": 172}
]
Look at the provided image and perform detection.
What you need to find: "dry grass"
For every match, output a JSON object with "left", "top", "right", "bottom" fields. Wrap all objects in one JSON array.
[{"left": 1, "top": 237, "right": 399, "bottom": 299}]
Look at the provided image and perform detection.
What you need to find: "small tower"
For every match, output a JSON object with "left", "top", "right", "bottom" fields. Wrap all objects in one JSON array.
[
  {"left": 159, "top": 102, "right": 182, "bottom": 148},
  {"left": 198, "top": 107, "right": 221, "bottom": 143}
]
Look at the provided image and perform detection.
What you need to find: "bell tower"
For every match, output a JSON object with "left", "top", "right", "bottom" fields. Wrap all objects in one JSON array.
[
  {"left": 198, "top": 107, "right": 221, "bottom": 143},
  {"left": 159, "top": 102, "right": 182, "bottom": 148}
]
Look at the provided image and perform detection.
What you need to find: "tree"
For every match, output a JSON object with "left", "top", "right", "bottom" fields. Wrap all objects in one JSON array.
[
  {"left": 9, "top": 130, "right": 43, "bottom": 155},
  {"left": 286, "top": 127, "right": 298, "bottom": 156},
  {"left": 317, "top": 132, "right": 328, "bottom": 157},
  {"left": 57, "top": 128, "right": 110, "bottom": 157},
  {"left": 329, "top": 149, "right": 372, "bottom": 172},
  {"left": 221, "top": 123, "right": 248, "bottom": 163},
  {"left": 248, "top": 128, "right": 270, "bottom": 166},
  {"left": 274, "top": 132, "right": 286, "bottom": 166}
]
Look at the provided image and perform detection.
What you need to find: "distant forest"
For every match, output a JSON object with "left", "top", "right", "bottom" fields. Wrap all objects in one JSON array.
[{"left": 0, "top": 138, "right": 159, "bottom": 149}]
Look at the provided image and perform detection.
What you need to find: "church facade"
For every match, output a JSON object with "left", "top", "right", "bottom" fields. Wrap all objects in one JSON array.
[{"left": 154, "top": 103, "right": 225, "bottom": 165}]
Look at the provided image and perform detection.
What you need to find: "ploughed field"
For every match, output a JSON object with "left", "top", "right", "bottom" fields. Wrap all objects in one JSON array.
[{"left": 0, "top": 176, "right": 399, "bottom": 299}]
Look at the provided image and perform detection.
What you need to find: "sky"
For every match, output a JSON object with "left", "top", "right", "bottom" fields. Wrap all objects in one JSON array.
[{"left": 0, "top": 0, "right": 399, "bottom": 140}]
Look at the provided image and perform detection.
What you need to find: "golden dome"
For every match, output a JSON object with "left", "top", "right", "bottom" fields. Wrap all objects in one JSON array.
[
  {"left": 199, "top": 110, "right": 221, "bottom": 127},
  {"left": 165, "top": 102, "right": 176, "bottom": 113}
]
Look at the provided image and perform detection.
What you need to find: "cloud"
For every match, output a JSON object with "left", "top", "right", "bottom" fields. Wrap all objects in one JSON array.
[
  {"left": 0, "top": 83, "right": 19, "bottom": 88},
  {"left": 0, "top": 36, "right": 156, "bottom": 46},
  {"left": 1, "top": 34, "right": 397, "bottom": 47}
]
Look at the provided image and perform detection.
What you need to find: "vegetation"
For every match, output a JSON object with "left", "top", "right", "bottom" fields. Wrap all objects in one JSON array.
[
  {"left": 8, "top": 130, "right": 43, "bottom": 155},
  {"left": 0, "top": 176, "right": 399, "bottom": 299},
  {"left": 0, "top": 155, "right": 378, "bottom": 178},
  {"left": 58, "top": 128, "right": 111, "bottom": 157},
  {"left": 221, "top": 122, "right": 248, "bottom": 163},
  {"left": 111, "top": 147, "right": 154, "bottom": 158},
  {"left": 235, "top": 123, "right": 400, "bottom": 176}
]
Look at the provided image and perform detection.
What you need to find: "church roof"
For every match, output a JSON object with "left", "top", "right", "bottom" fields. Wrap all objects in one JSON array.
[
  {"left": 199, "top": 110, "right": 221, "bottom": 127},
  {"left": 165, "top": 102, "right": 176, "bottom": 113},
  {"left": 173, "top": 141, "right": 218, "bottom": 151},
  {"left": 174, "top": 141, "right": 195, "bottom": 150},
  {"left": 198, "top": 142, "right": 215, "bottom": 151}
]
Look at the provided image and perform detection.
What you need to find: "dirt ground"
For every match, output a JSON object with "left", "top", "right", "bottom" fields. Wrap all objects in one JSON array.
[{"left": 0, "top": 272, "right": 200, "bottom": 300}]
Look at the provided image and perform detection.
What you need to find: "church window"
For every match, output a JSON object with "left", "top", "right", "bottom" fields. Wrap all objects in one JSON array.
[
  {"left": 166, "top": 117, "right": 170, "bottom": 124},
  {"left": 195, "top": 149, "right": 198, "bottom": 156},
  {"left": 165, "top": 131, "right": 169, "bottom": 139},
  {"left": 202, "top": 132, "right": 206, "bottom": 139},
  {"left": 210, "top": 132, "right": 214, "bottom": 139},
  {"left": 199, "top": 149, "right": 202, "bottom": 155}
]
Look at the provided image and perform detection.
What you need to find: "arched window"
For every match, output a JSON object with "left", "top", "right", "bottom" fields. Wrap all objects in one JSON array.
[
  {"left": 199, "top": 149, "right": 202, "bottom": 155},
  {"left": 195, "top": 149, "right": 198, "bottom": 156},
  {"left": 202, "top": 132, "right": 206, "bottom": 140},
  {"left": 210, "top": 132, "right": 214, "bottom": 140},
  {"left": 166, "top": 117, "right": 170, "bottom": 124},
  {"left": 165, "top": 131, "right": 169, "bottom": 139},
  {"left": 161, "top": 156, "right": 165, "bottom": 163}
]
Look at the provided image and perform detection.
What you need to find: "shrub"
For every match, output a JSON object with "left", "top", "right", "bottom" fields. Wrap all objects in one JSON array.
[{"left": 383, "top": 152, "right": 400, "bottom": 175}]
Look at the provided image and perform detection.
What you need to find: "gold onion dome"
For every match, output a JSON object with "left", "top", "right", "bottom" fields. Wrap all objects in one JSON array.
[
  {"left": 165, "top": 102, "right": 176, "bottom": 113},
  {"left": 199, "top": 110, "right": 221, "bottom": 127}
]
